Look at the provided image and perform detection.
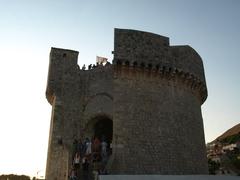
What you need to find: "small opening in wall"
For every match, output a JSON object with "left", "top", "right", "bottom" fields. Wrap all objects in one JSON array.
[
  {"left": 116, "top": 60, "right": 122, "bottom": 65},
  {"left": 63, "top": 53, "right": 67, "bottom": 57},
  {"left": 148, "top": 64, "right": 152, "bottom": 69},
  {"left": 133, "top": 61, "right": 138, "bottom": 67},
  {"left": 156, "top": 65, "right": 160, "bottom": 70},
  {"left": 140, "top": 62, "right": 145, "bottom": 68},
  {"left": 57, "top": 138, "right": 63, "bottom": 145},
  {"left": 125, "top": 61, "right": 130, "bottom": 66}
]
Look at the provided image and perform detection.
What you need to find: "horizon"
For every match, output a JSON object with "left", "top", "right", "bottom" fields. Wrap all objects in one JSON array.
[{"left": 0, "top": 0, "right": 239, "bottom": 177}]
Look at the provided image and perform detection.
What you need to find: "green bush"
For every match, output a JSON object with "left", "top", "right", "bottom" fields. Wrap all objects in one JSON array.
[
  {"left": 208, "top": 159, "right": 220, "bottom": 174},
  {"left": 221, "top": 134, "right": 240, "bottom": 144}
]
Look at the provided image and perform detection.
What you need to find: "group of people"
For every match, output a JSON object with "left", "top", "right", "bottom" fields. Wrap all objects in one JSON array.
[
  {"left": 69, "top": 137, "right": 109, "bottom": 180},
  {"left": 80, "top": 61, "right": 111, "bottom": 71}
]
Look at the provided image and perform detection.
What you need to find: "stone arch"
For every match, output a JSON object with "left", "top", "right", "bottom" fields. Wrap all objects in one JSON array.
[
  {"left": 83, "top": 115, "right": 113, "bottom": 146},
  {"left": 83, "top": 92, "right": 113, "bottom": 111},
  {"left": 83, "top": 93, "right": 113, "bottom": 138}
]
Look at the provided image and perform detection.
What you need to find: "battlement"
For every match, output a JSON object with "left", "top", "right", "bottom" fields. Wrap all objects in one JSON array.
[{"left": 51, "top": 47, "right": 79, "bottom": 55}]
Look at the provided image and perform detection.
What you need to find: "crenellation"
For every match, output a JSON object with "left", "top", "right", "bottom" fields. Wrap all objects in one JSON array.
[{"left": 113, "top": 61, "right": 207, "bottom": 104}]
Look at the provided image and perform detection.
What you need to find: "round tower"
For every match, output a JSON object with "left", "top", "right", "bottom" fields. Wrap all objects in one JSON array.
[{"left": 109, "top": 29, "right": 208, "bottom": 174}]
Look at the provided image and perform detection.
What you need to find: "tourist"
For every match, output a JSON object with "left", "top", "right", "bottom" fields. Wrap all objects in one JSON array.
[
  {"left": 105, "top": 61, "right": 111, "bottom": 66},
  {"left": 82, "top": 156, "right": 90, "bottom": 180},
  {"left": 92, "top": 137, "right": 101, "bottom": 162},
  {"left": 92, "top": 137, "right": 101, "bottom": 152},
  {"left": 88, "top": 64, "right": 92, "bottom": 70},
  {"left": 101, "top": 138, "right": 108, "bottom": 165},
  {"left": 73, "top": 152, "right": 81, "bottom": 169},
  {"left": 72, "top": 139, "right": 78, "bottom": 160},
  {"left": 82, "top": 137, "right": 89, "bottom": 155},
  {"left": 101, "top": 138, "right": 108, "bottom": 157},
  {"left": 98, "top": 164, "right": 108, "bottom": 175},
  {"left": 69, "top": 168, "right": 77, "bottom": 180},
  {"left": 82, "top": 156, "right": 89, "bottom": 171},
  {"left": 77, "top": 138, "right": 84, "bottom": 157},
  {"left": 85, "top": 137, "right": 92, "bottom": 155},
  {"left": 82, "top": 64, "right": 86, "bottom": 70}
]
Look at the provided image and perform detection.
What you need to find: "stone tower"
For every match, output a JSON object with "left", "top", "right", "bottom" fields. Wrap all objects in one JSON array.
[{"left": 45, "top": 29, "right": 208, "bottom": 180}]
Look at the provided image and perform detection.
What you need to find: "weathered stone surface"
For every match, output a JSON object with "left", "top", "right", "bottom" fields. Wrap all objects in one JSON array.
[{"left": 45, "top": 29, "right": 208, "bottom": 180}]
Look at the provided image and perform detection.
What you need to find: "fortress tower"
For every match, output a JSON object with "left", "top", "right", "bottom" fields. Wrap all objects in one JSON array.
[{"left": 45, "top": 29, "right": 208, "bottom": 180}]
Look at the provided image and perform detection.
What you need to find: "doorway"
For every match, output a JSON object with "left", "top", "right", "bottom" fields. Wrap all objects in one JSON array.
[{"left": 94, "top": 117, "right": 113, "bottom": 145}]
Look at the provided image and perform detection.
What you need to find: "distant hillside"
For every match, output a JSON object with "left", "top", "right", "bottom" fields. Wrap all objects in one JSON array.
[
  {"left": 0, "top": 174, "right": 30, "bottom": 180},
  {"left": 215, "top": 123, "right": 240, "bottom": 143}
]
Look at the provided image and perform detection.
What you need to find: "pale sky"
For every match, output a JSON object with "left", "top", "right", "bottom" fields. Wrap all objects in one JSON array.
[{"left": 0, "top": 0, "right": 239, "bottom": 177}]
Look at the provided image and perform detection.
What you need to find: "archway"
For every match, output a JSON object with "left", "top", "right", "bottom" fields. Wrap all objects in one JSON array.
[{"left": 93, "top": 117, "right": 113, "bottom": 146}]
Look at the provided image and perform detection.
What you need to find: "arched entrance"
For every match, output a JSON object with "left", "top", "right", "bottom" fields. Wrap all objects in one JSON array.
[
  {"left": 94, "top": 117, "right": 113, "bottom": 146},
  {"left": 83, "top": 115, "right": 113, "bottom": 148}
]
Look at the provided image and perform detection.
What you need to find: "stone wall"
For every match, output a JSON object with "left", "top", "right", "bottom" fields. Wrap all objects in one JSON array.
[{"left": 111, "top": 66, "right": 208, "bottom": 174}]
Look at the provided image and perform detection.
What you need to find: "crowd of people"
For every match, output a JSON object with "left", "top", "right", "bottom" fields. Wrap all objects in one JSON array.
[
  {"left": 80, "top": 61, "right": 111, "bottom": 71},
  {"left": 69, "top": 136, "right": 110, "bottom": 180}
]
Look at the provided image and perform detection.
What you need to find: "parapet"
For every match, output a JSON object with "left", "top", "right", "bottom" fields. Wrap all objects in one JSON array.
[{"left": 113, "top": 28, "right": 169, "bottom": 64}]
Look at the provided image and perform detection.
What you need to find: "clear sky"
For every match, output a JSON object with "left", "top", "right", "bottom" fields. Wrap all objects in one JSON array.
[{"left": 0, "top": 0, "right": 239, "bottom": 177}]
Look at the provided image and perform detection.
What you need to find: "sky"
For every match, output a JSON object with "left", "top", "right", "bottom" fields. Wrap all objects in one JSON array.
[{"left": 0, "top": 0, "right": 239, "bottom": 177}]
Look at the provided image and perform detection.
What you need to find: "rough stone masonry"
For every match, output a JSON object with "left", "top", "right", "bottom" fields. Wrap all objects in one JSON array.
[{"left": 45, "top": 29, "right": 208, "bottom": 180}]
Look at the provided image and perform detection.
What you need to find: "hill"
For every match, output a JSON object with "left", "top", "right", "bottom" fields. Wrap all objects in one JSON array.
[
  {"left": 0, "top": 174, "right": 30, "bottom": 180},
  {"left": 215, "top": 123, "right": 240, "bottom": 143}
]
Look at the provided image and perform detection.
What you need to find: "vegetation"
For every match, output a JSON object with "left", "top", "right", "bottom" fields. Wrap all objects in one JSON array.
[
  {"left": 0, "top": 174, "right": 30, "bottom": 180},
  {"left": 208, "top": 159, "right": 220, "bottom": 175},
  {"left": 220, "top": 133, "right": 240, "bottom": 144},
  {"left": 228, "top": 153, "right": 240, "bottom": 170}
]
